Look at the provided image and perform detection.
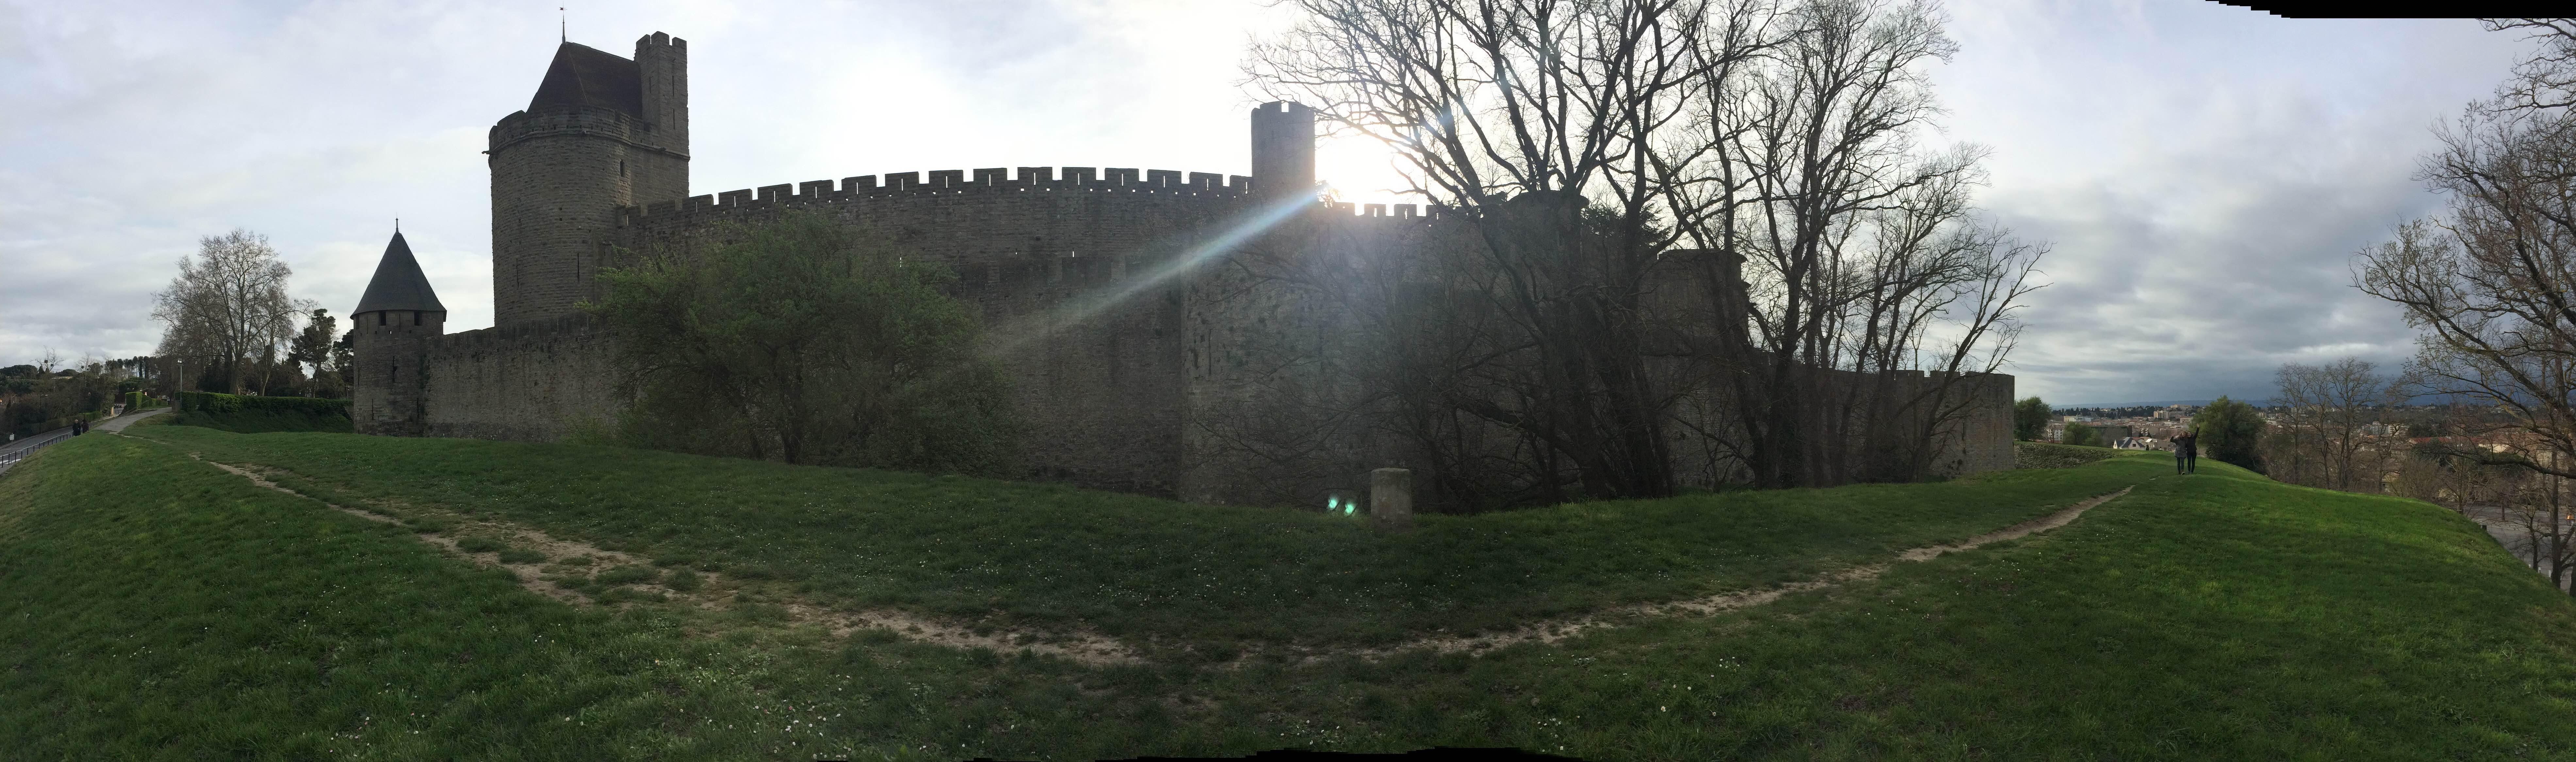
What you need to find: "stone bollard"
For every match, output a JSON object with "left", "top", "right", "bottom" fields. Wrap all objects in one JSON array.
[{"left": 1370, "top": 467, "right": 1413, "bottom": 531}]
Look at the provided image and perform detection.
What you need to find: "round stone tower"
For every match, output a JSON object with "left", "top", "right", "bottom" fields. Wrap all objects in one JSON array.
[
  {"left": 351, "top": 230, "right": 446, "bottom": 436},
  {"left": 487, "top": 32, "right": 689, "bottom": 327}
]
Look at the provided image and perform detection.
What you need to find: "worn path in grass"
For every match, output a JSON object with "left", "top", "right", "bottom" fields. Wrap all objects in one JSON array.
[
  {"left": 1350, "top": 486, "right": 2136, "bottom": 661},
  {"left": 128, "top": 423, "right": 2169, "bottom": 660},
  {"left": 149, "top": 419, "right": 2137, "bottom": 664},
  {"left": 19, "top": 433, "right": 2576, "bottom": 759},
  {"left": 178, "top": 446, "right": 1143, "bottom": 666},
  {"left": 1223, "top": 459, "right": 2576, "bottom": 759}
]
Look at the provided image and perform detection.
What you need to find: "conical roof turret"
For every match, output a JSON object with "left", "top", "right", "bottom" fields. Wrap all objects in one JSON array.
[{"left": 353, "top": 231, "right": 446, "bottom": 315}]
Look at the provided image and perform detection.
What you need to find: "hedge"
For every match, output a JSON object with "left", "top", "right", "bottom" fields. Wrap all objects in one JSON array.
[
  {"left": 172, "top": 391, "right": 353, "bottom": 433},
  {"left": 23, "top": 409, "right": 108, "bottom": 437},
  {"left": 177, "top": 391, "right": 350, "bottom": 416}
]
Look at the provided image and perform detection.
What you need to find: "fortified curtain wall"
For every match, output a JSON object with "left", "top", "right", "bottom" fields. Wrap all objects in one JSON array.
[
  {"left": 419, "top": 314, "right": 621, "bottom": 442},
  {"left": 1179, "top": 208, "right": 1456, "bottom": 506},
  {"left": 610, "top": 166, "right": 1269, "bottom": 497}
]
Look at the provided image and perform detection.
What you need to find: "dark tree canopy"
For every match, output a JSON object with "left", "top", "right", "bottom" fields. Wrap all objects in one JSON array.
[
  {"left": 2013, "top": 396, "right": 2052, "bottom": 441},
  {"left": 589, "top": 211, "right": 1018, "bottom": 475},
  {"left": 2191, "top": 396, "right": 2266, "bottom": 472}
]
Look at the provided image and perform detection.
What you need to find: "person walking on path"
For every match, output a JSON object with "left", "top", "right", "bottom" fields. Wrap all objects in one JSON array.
[
  {"left": 2173, "top": 433, "right": 2188, "bottom": 474},
  {"left": 2179, "top": 431, "right": 2199, "bottom": 474}
]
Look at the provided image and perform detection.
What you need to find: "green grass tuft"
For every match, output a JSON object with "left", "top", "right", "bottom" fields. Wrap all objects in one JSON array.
[{"left": 595, "top": 565, "right": 659, "bottom": 586}]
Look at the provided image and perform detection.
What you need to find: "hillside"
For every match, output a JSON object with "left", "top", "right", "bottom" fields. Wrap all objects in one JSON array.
[{"left": 4, "top": 425, "right": 2573, "bottom": 759}]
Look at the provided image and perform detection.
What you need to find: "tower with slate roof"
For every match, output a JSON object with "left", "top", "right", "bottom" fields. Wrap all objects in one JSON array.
[
  {"left": 350, "top": 230, "right": 447, "bottom": 436},
  {"left": 487, "top": 32, "right": 688, "bottom": 327}
]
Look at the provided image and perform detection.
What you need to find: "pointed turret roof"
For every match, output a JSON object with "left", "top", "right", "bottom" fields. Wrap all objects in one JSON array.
[
  {"left": 527, "top": 41, "right": 642, "bottom": 117},
  {"left": 354, "top": 231, "right": 446, "bottom": 315}
]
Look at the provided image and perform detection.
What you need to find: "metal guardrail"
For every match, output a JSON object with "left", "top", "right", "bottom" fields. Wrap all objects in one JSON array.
[{"left": 0, "top": 429, "right": 77, "bottom": 472}]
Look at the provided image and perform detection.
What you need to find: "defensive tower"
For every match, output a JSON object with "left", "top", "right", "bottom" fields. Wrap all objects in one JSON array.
[
  {"left": 350, "top": 230, "right": 447, "bottom": 436},
  {"left": 487, "top": 33, "right": 689, "bottom": 326},
  {"left": 1248, "top": 101, "right": 1315, "bottom": 203}
]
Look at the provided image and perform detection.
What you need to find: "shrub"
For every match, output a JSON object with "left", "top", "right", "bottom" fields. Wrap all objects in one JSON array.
[
  {"left": 591, "top": 210, "right": 1019, "bottom": 475},
  {"left": 2191, "top": 396, "right": 2267, "bottom": 472},
  {"left": 2012, "top": 396, "right": 2052, "bottom": 441},
  {"left": 173, "top": 391, "right": 352, "bottom": 433}
]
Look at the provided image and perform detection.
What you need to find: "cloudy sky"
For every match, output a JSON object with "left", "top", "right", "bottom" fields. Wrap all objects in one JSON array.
[{"left": 0, "top": 1, "right": 2542, "bottom": 405}]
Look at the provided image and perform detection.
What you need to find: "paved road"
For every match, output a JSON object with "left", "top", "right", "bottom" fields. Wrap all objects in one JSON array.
[
  {"left": 97, "top": 407, "right": 167, "bottom": 432},
  {"left": 0, "top": 427, "right": 70, "bottom": 457},
  {"left": 0, "top": 407, "right": 167, "bottom": 475}
]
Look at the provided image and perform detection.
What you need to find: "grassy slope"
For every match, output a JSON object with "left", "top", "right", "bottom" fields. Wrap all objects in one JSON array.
[
  {"left": 0, "top": 433, "right": 1286, "bottom": 761},
  {"left": 13, "top": 430, "right": 2576, "bottom": 759},
  {"left": 132, "top": 424, "right": 2154, "bottom": 650},
  {"left": 1316, "top": 457, "right": 2576, "bottom": 759}
]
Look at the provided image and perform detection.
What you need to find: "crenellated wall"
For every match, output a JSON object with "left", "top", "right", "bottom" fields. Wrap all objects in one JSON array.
[
  {"left": 599, "top": 165, "right": 1284, "bottom": 496},
  {"left": 374, "top": 28, "right": 2020, "bottom": 506}
]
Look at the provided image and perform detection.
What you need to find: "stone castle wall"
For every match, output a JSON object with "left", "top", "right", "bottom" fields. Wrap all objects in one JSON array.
[
  {"left": 430, "top": 166, "right": 1278, "bottom": 496},
  {"left": 419, "top": 314, "right": 623, "bottom": 442},
  {"left": 402, "top": 161, "right": 2015, "bottom": 501}
]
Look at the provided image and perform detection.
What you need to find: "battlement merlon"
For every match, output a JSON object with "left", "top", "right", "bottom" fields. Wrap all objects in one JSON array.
[{"left": 620, "top": 166, "right": 1262, "bottom": 218}]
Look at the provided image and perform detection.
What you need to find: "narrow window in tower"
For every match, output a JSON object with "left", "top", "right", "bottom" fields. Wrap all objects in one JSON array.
[
  {"left": 377, "top": 312, "right": 386, "bottom": 326},
  {"left": 621, "top": 159, "right": 628, "bottom": 177},
  {"left": 412, "top": 311, "right": 421, "bottom": 326}
]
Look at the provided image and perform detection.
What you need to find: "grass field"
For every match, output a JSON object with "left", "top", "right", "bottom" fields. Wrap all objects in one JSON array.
[
  {"left": 121, "top": 423, "right": 2157, "bottom": 653},
  {"left": 7, "top": 426, "right": 2576, "bottom": 759}
]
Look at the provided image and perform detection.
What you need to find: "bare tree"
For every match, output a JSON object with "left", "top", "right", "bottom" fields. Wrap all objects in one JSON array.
[
  {"left": 2486, "top": 19, "right": 2576, "bottom": 113},
  {"left": 1247, "top": 0, "right": 1763, "bottom": 502},
  {"left": 2358, "top": 19, "right": 2576, "bottom": 594},
  {"left": 2497, "top": 470, "right": 2576, "bottom": 591},
  {"left": 1690, "top": 0, "right": 2044, "bottom": 487},
  {"left": 152, "top": 229, "right": 313, "bottom": 395},
  {"left": 1244, "top": 0, "right": 2041, "bottom": 500},
  {"left": 2268, "top": 357, "right": 2388, "bottom": 491}
]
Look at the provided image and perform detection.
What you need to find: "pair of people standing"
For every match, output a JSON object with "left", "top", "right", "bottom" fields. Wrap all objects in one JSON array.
[{"left": 2172, "top": 431, "right": 2197, "bottom": 474}]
